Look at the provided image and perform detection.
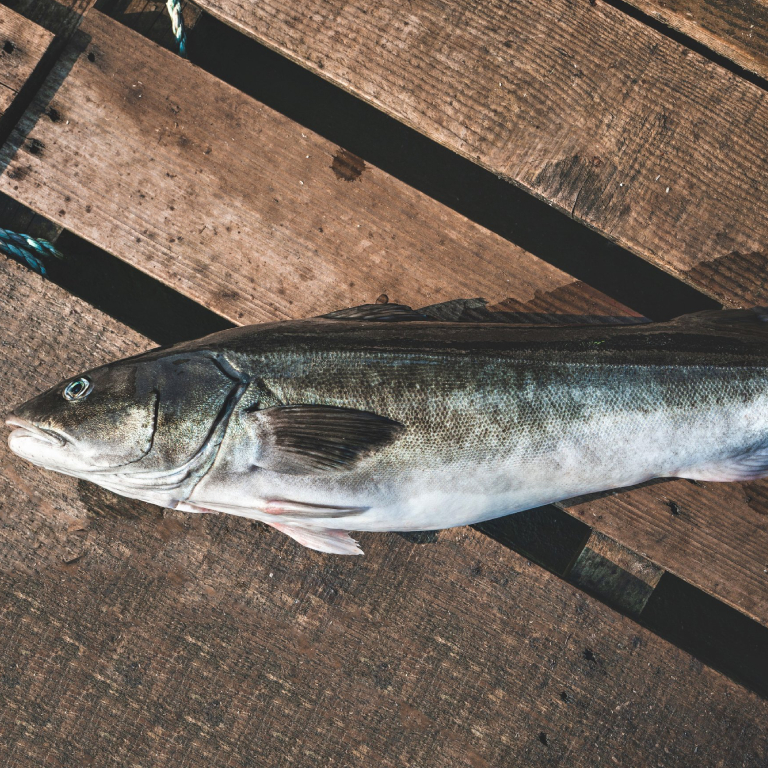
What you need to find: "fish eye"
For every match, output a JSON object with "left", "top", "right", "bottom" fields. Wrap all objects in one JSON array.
[{"left": 63, "top": 376, "right": 93, "bottom": 401}]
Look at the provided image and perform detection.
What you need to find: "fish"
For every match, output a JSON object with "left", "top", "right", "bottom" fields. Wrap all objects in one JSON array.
[{"left": 7, "top": 302, "right": 768, "bottom": 555}]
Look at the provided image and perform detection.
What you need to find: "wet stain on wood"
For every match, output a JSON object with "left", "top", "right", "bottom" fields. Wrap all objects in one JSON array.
[
  {"left": 331, "top": 148, "right": 366, "bottom": 182},
  {"left": 6, "top": 165, "right": 30, "bottom": 182},
  {"left": 23, "top": 137, "right": 44, "bottom": 156},
  {"left": 533, "top": 154, "right": 618, "bottom": 220},
  {"left": 741, "top": 482, "right": 768, "bottom": 516}
]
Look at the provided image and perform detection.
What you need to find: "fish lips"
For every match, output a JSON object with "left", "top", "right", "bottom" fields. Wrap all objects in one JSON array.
[{"left": 5, "top": 415, "right": 69, "bottom": 465}]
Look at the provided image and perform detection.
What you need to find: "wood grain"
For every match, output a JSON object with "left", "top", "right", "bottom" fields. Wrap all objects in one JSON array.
[
  {"left": 622, "top": 0, "right": 768, "bottom": 82},
  {"left": 1, "top": 254, "right": 766, "bottom": 767},
  {"left": 0, "top": 6, "right": 52, "bottom": 117},
  {"left": 4, "top": 10, "right": 768, "bottom": 627},
  {"left": 0, "top": 11, "right": 629, "bottom": 326},
  {"left": 196, "top": 0, "right": 768, "bottom": 309}
]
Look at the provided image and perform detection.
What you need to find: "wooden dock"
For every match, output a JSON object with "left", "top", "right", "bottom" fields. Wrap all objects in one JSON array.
[{"left": 0, "top": 0, "right": 767, "bottom": 764}]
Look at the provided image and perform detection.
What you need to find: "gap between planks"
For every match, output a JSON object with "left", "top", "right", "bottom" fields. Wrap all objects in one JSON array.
[{"left": 0, "top": 9, "right": 766, "bottom": 627}]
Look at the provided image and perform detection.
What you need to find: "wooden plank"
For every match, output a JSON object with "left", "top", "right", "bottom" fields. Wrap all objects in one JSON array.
[
  {"left": 195, "top": 0, "right": 768, "bottom": 310},
  {"left": 1, "top": 256, "right": 766, "bottom": 768},
  {"left": 2, "top": 11, "right": 767, "bottom": 628},
  {"left": 0, "top": 10, "right": 639, "bottom": 325},
  {"left": 0, "top": 6, "right": 53, "bottom": 117},
  {"left": 0, "top": 1, "right": 95, "bottom": 154},
  {"left": 622, "top": 0, "right": 768, "bottom": 82}
]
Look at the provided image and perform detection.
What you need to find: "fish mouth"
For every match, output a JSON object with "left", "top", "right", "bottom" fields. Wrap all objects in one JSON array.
[{"left": 5, "top": 416, "right": 68, "bottom": 448}]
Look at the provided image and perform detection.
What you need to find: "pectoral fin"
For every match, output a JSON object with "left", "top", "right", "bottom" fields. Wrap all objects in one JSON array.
[
  {"left": 245, "top": 404, "right": 404, "bottom": 474},
  {"left": 262, "top": 499, "right": 368, "bottom": 518},
  {"left": 179, "top": 498, "right": 368, "bottom": 519},
  {"left": 177, "top": 501, "right": 364, "bottom": 555},
  {"left": 268, "top": 521, "right": 364, "bottom": 555},
  {"left": 178, "top": 498, "right": 367, "bottom": 518}
]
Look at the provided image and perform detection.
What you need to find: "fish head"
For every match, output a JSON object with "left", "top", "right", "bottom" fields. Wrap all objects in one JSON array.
[{"left": 6, "top": 350, "right": 246, "bottom": 489}]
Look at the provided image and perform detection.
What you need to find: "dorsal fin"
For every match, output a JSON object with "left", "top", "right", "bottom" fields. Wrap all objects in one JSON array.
[
  {"left": 419, "top": 298, "right": 490, "bottom": 321},
  {"left": 321, "top": 303, "right": 429, "bottom": 322},
  {"left": 668, "top": 306, "right": 768, "bottom": 334}
]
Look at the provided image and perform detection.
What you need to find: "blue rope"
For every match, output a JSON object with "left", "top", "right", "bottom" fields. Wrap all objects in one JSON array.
[
  {"left": 0, "top": 228, "right": 62, "bottom": 276},
  {"left": 166, "top": 0, "right": 187, "bottom": 57}
]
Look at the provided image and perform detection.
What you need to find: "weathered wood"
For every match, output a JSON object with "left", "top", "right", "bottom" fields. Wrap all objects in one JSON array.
[
  {"left": 0, "top": 1, "right": 95, "bottom": 154},
  {"left": 1, "top": 255, "right": 766, "bottom": 767},
  {"left": 196, "top": 0, "right": 768, "bottom": 310},
  {"left": 623, "top": 0, "right": 768, "bottom": 82},
  {"left": 0, "top": 11, "right": 639, "bottom": 325},
  {"left": 568, "top": 530, "right": 664, "bottom": 616},
  {"left": 0, "top": 6, "right": 53, "bottom": 117},
  {"left": 3, "top": 11, "right": 768, "bottom": 627}
]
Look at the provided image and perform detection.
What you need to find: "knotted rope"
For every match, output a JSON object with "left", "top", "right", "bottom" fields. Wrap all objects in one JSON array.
[
  {"left": 0, "top": 228, "right": 62, "bottom": 276},
  {"left": 166, "top": 0, "right": 188, "bottom": 57}
]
